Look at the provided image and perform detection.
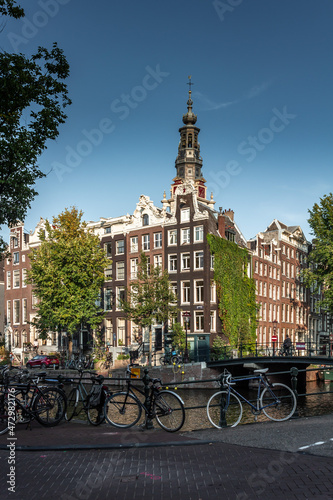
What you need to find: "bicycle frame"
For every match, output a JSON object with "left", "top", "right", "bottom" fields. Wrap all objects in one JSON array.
[{"left": 222, "top": 373, "right": 279, "bottom": 413}]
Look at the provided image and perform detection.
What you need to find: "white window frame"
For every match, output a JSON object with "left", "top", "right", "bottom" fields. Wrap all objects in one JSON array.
[
  {"left": 194, "top": 279, "right": 204, "bottom": 303},
  {"left": 181, "top": 281, "right": 191, "bottom": 304},
  {"left": 22, "top": 298, "right": 27, "bottom": 324},
  {"left": 6, "top": 271, "right": 11, "bottom": 289},
  {"left": 154, "top": 232, "right": 162, "bottom": 249},
  {"left": 13, "top": 252, "right": 19, "bottom": 264},
  {"left": 181, "top": 208, "right": 190, "bottom": 223},
  {"left": 130, "top": 258, "right": 138, "bottom": 279},
  {"left": 7, "top": 301, "right": 11, "bottom": 323},
  {"left": 13, "top": 299, "right": 20, "bottom": 325},
  {"left": 104, "top": 288, "right": 113, "bottom": 311},
  {"left": 210, "top": 310, "right": 216, "bottom": 333},
  {"left": 13, "top": 269, "right": 20, "bottom": 289},
  {"left": 154, "top": 254, "right": 162, "bottom": 270},
  {"left": 168, "top": 229, "right": 177, "bottom": 246},
  {"left": 116, "top": 261, "right": 125, "bottom": 280},
  {"left": 142, "top": 234, "right": 150, "bottom": 251},
  {"left": 194, "top": 250, "right": 204, "bottom": 270},
  {"left": 116, "top": 286, "right": 125, "bottom": 310},
  {"left": 116, "top": 240, "right": 125, "bottom": 255},
  {"left": 181, "top": 252, "right": 190, "bottom": 271},
  {"left": 104, "top": 242, "right": 112, "bottom": 258},
  {"left": 168, "top": 254, "right": 177, "bottom": 272},
  {"left": 130, "top": 236, "right": 138, "bottom": 253},
  {"left": 195, "top": 225, "right": 204, "bottom": 242},
  {"left": 22, "top": 269, "right": 27, "bottom": 288},
  {"left": 210, "top": 280, "right": 216, "bottom": 303},
  {"left": 181, "top": 228, "right": 190, "bottom": 245},
  {"left": 105, "top": 264, "right": 112, "bottom": 281},
  {"left": 194, "top": 311, "right": 204, "bottom": 332}
]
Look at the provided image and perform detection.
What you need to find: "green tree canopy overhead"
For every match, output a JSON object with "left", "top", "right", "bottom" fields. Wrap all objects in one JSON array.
[
  {"left": 208, "top": 234, "right": 258, "bottom": 348},
  {"left": 0, "top": 0, "right": 71, "bottom": 252},
  {"left": 121, "top": 252, "right": 177, "bottom": 365},
  {"left": 26, "top": 207, "right": 109, "bottom": 339},
  {"left": 302, "top": 193, "right": 333, "bottom": 314}
]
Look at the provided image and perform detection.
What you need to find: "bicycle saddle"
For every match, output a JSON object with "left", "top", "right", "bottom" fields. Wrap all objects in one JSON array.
[{"left": 253, "top": 368, "right": 269, "bottom": 374}]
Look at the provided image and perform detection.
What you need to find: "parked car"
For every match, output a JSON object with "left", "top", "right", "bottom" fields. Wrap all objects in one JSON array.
[{"left": 26, "top": 355, "right": 59, "bottom": 369}]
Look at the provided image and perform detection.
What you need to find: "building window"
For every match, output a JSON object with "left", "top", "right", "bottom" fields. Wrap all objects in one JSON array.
[
  {"left": 12, "top": 236, "right": 18, "bottom": 248},
  {"left": 130, "top": 258, "right": 138, "bottom": 279},
  {"left": 181, "top": 228, "right": 190, "bottom": 245},
  {"left": 116, "top": 286, "right": 125, "bottom": 310},
  {"left": 195, "top": 226, "right": 204, "bottom": 242},
  {"left": 154, "top": 232, "right": 162, "bottom": 248},
  {"left": 104, "top": 226, "right": 111, "bottom": 234},
  {"left": 181, "top": 253, "right": 190, "bottom": 271},
  {"left": 105, "top": 319, "right": 113, "bottom": 345},
  {"left": 210, "top": 254, "right": 214, "bottom": 270},
  {"left": 13, "top": 252, "right": 19, "bottom": 264},
  {"left": 116, "top": 261, "right": 125, "bottom": 280},
  {"left": 170, "top": 282, "right": 177, "bottom": 303},
  {"left": 142, "top": 234, "right": 150, "bottom": 251},
  {"left": 194, "top": 251, "right": 204, "bottom": 270},
  {"left": 104, "top": 289, "right": 113, "bottom": 311},
  {"left": 195, "top": 280, "right": 204, "bottom": 303},
  {"left": 195, "top": 311, "right": 204, "bottom": 332},
  {"left": 105, "top": 264, "right": 112, "bottom": 281},
  {"left": 7, "top": 301, "right": 11, "bottom": 324},
  {"left": 143, "top": 214, "right": 149, "bottom": 226},
  {"left": 32, "top": 294, "right": 38, "bottom": 309},
  {"left": 210, "top": 280, "right": 216, "bottom": 303},
  {"left": 13, "top": 270, "right": 20, "bottom": 288},
  {"left": 22, "top": 299, "right": 27, "bottom": 324},
  {"left": 181, "top": 281, "right": 190, "bottom": 304},
  {"left": 22, "top": 269, "right": 27, "bottom": 288},
  {"left": 104, "top": 242, "right": 112, "bottom": 258},
  {"left": 130, "top": 236, "right": 138, "bottom": 253},
  {"left": 116, "top": 240, "right": 125, "bottom": 255},
  {"left": 168, "top": 229, "right": 177, "bottom": 245},
  {"left": 117, "top": 318, "right": 126, "bottom": 345},
  {"left": 210, "top": 311, "right": 216, "bottom": 332},
  {"left": 168, "top": 254, "right": 177, "bottom": 272},
  {"left": 6, "top": 271, "right": 11, "bottom": 289},
  {"left": 13, "top": 300, "right": 20, "bottom": 324},
  {"left": 180, "top": 208, "right": 190, "bottom": 223},
  {"left": 154, "top": 254, "right": 162, "bottom": 270}
]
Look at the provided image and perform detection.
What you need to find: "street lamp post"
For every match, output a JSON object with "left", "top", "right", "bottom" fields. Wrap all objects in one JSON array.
[{"left": 182, "top": 312, "right": 190, "bottom": 363}]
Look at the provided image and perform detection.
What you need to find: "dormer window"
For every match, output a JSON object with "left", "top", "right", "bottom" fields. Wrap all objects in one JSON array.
[{"left": 143, "top": 214, "right": 149, "bottom": 226}]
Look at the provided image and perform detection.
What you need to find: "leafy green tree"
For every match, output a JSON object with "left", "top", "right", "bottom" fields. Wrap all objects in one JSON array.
[
  {"left": 0, "top": 0, "right": 71, "bottom": 252},
  {"left": 121, "top": 252, "right": 177, "bottom": 365},
  {"left": 303, "top": 193, "right": 333, "bottom": 314},
  {"left": 170, "top": 321, "right": 187, "bottom": 353},
  {"left": 26, "top": 207, "right": 109, "bottom": 345},
  {"left": 208, "top": 234, "right": 258, "bottom": 348}
]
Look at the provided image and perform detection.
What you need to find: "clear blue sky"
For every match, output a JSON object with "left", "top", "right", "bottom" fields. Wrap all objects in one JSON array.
[{"left": 2, "top": 0, "right": 333, "bottom": 241}]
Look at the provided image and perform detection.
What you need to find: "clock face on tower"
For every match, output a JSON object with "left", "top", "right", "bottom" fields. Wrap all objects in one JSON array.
[{"left": 198, "top": 186, "right": 205, "bottom": 198}]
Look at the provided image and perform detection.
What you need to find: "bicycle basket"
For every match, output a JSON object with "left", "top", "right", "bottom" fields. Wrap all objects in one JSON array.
[{"left": 89, "top": 384, "right": 103, "bottom": 407}]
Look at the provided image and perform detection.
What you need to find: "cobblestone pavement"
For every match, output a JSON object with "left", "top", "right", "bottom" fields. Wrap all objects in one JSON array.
[{"left": 1, "top": 415, "right": 333, "bottom": 499}]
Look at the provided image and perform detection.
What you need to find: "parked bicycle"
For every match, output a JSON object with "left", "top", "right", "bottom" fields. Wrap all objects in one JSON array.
[
  {"left": 159, "top": 350, "right": 181, "bottom": 366},
  {"left": 65, "top": 369, "right": 109, "bottom": 425},
  {"left": 104, "top": 364, "right": 185, "bottom": 432},
  {"left": 0, "top": 366, "right": 67, "bottom": 435},
  {"left": 206, "top": 368, "right": 297, "bottom": 429}
]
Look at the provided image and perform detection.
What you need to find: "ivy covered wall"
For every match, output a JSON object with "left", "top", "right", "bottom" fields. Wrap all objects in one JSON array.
[{"left": 208, "top": 234, "right": 258, "bottom": 348}]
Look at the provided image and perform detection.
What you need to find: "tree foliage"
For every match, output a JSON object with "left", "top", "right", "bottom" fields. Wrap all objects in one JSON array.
[
  {"left": 302, "top": 193, "right": 333, "bottom": 314},
  {"left": 121, "top": 252, "right": 177, "bottom": 364},
  {"left": 170, "top": 321, "right": 187, "bottom": 353},
  {"left": 0, "top": 0, "right": 24, "bottom": 19},
  {"left": 208, "top": 234, "right": 258, "bottom": 348},
  {"left": 0, "top": 0, "right": 71, "bottom": 252},
  {"left": 26, "top": 207, "right": 109, "bottom": 339}
]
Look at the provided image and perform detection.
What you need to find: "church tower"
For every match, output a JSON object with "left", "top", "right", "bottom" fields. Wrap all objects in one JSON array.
[{"left": 168, "top": 77, "right": 214, "bottom": 208}]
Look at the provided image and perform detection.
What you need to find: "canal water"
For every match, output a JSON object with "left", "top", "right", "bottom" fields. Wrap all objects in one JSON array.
[{"left": 175, "top": 380, "right": 333, "bottom": 432}]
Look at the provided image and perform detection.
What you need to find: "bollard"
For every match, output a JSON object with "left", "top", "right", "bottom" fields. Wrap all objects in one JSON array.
[
  {"left": 290, "top": 366, "right": 299, "bottom": 418},
  {"left": 142, "top": 368, "right": 154, "bottom": 429}
]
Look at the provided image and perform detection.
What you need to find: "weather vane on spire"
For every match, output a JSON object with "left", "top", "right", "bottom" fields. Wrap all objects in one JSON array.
[{"left": 187, "top": 75, "right": 194, "bottom": 93}]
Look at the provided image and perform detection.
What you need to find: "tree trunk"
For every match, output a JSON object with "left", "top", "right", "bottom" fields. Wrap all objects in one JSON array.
[{"left": 148, "top": 325, "right": 152, "bottom": 366}]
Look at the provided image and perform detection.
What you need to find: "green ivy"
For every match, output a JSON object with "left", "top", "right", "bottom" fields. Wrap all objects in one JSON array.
[{"left": 208, "top": 234, "right": 258, "bottom": 348}]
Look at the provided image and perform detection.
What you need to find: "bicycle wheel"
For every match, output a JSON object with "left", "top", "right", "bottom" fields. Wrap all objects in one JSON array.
[
  {"left": 159, "top": 356, "right": 166, "bottom": 366},
  {"left": 207, "top": 391, "right": 243, "bottom": 429},
  {"left": 65, "top": 388, "right": 78, "bottom": 421},
  {"left": 260, "top": 383, "right": 296, "bottom": 421},
  {"left": 104, "top": 392, "right": 142, "bottom": 428},
  {"left": 154, "top": 390, "right": 185, "bottom": 432},
  {"left": 87, "top": 400, "right": 105, "bottom": 426},
  {"left": 0, "top": 395, "right": 9, "bottom": 435},
  {"left": 171, "top": 356, "right": 179, "bottom": 365},
  {"left": 33, "top": 387, "right": 66, "bottom": 426}
]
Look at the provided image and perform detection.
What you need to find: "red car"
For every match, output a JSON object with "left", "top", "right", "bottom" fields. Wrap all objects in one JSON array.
[{"left": 26, "top": 355, "right": 59, "bottom": 369}]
